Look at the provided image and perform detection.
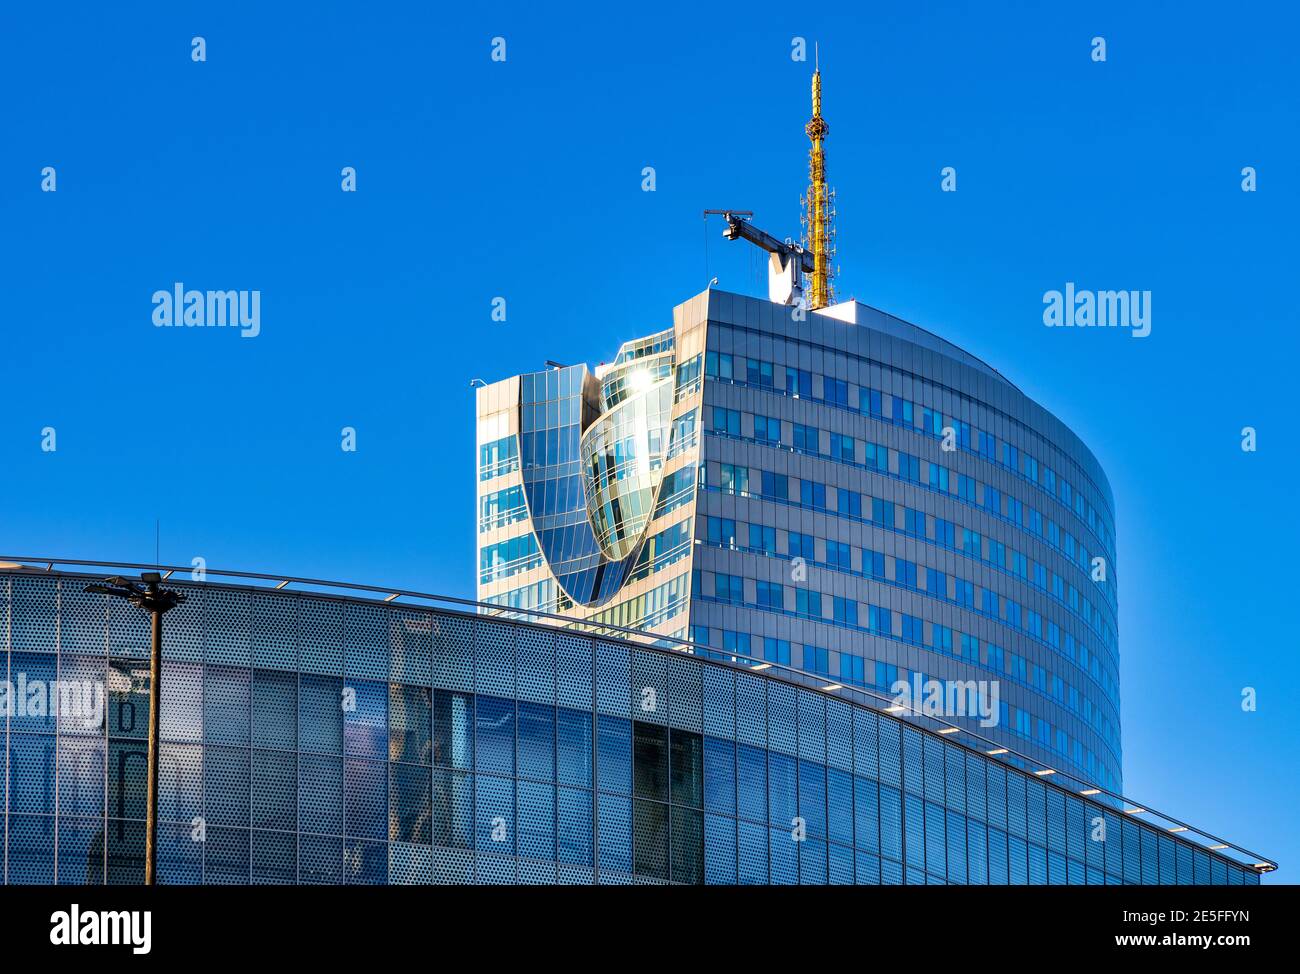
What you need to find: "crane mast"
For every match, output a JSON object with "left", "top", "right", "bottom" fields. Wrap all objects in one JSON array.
[
  {"left": 710, "top": 58, "right": 838, "bottom": 311},
  {"left": 803, "top": 61, "right": 835, "bottom": 309}
]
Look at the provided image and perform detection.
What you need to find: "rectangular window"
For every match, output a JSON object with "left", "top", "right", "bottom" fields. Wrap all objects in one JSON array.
[
  {"left": 829, "top": 432, "right": 855, "bottom": 462},
  {"left": 753, "top": 414, "right": 781, "bottom": 444},
  {"left": 788, "top": 532, "right": 814, "bottom": 560},
  {"left": 800, "top": 480, "right": 826, "bottom": 509},
  {"left": 793, "top": 423, "right": 819, "bottom": 452},
  {"left": 787, "top": 369, "right": 812, "bottom": 398},
  {"left": 761, "top": 470, "right": 788, "bottom": 499},
  {"left": 756, "top": 580, "right": 784, "bottom": 609},
  {"left": 719, "top": 463, "right": 749, "bottom": 495},
  {"left": 763, "top": 638, "right": 791, "bottom": 665},
  {"left": 748, "top": 522, "right": 776, "bottom": 554}
]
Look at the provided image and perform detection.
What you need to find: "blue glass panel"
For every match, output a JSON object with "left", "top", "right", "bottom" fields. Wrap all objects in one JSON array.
[
  {"left": 518, "top": 702, "right": 555, "bottom": 782},
  {"left": 596, "top": 715, "right": 631, "bottom": 794},
  {"left": 557, "top": 708, "right": 593, "bottom": 788},
  {"left": 475, "top": 696, "right": 515, "bottom": 775},
  {"left": 703, "top": 737, "right": 736, "bottom": 815}
]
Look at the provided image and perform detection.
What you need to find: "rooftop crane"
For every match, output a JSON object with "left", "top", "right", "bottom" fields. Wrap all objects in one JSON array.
[{"left": 703, "top": 209, "right": 812, "bottom": 307}]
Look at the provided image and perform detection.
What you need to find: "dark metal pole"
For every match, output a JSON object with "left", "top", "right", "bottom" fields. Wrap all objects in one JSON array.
[{"left": 145, "top": 605, "right": 163, "bottom": 886}]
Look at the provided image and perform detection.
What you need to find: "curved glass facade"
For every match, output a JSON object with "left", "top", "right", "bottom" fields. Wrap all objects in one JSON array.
[
  {"left": 582, "top": 376, "right": 674, "bottom": 561},
  {"left": 479, "top": 289, "right": 1124, "bottom": 792},
  {"left": 0, "top": 570, "right": 1261, "bottom": 885}
]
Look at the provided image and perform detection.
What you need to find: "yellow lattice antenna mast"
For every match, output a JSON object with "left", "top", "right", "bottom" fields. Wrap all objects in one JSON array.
[{"left": 802, "top": 45, "right": 835, "bottom": 309}]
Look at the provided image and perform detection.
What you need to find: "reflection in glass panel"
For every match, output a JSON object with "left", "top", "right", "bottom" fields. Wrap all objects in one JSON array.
[
  {"left": 109, "top": 659, "right": 150, "bottom": 739},
  {"left": 768, "top": 752, "right": 797, "bottom": 827},
  {"left": 299, "top": 675, "right": 344, "bottom": 755},
  {"left": 633, "top": 722, "right": 668, "bottom": 801},
  {"left": 671, "top": 806, "right": 704, "bottom": 884},
  {"left": 557, "top": 709, "right": 592, "bottom": 788},
  {"left": 557, "top": 786, "right": 593, "bottom": 865},
  {"left": 433, "top": 689, "right": 473, "bottom": 770},
  {"left": 670, "top": 729, "right": 703, "bottom": 809},
  {"left": 343, "top": 679, "right": 387, "bottom": 760},
  {"left": 389, "top": 684, "right": 431, "bottom": 765},
  {"left": 596, "top": 716, "right": 631, "bottom": 795},
  {"left": 475, "top": 696, "right": 515, "bottom": 775},
  {"left": 390, "top": 763, "right": 431, "bottom": 843},
  {"left": 704, "top": 737, "right": 736, "bottom": 815},
  {"left": 633, "top": 799, "right": 668, "bottom": 879},
  {"left": 737, "top": 743, "right": 767, "bottom": 823},
  {"left": 431, "top": 769, "right": 472, "bottom": 849},
  {"left": 518, "top": 702, "right": 555, "bottom": 782}
]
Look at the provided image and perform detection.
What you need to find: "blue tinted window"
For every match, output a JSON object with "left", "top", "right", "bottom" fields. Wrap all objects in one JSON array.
[
  {"left": 703, "top": 737, "right": 736, "bottom": 815},
  {"left": 557, "top": 709, "right": 592, "bottom": 788},
  {"left": 518, "top": 702, "right": 555, "bottom": 781},
  {"left": 475, "top": 696, "right": 515, "bottom": 775},
  {"left": 737, "top": 744, "right": 767, "bottom": 822},
  {"left": 597, "top": 715, "right": 632, "bottom": 794},
  {"left": 343, "top": 680, "right": 388, "bottom": 760}
]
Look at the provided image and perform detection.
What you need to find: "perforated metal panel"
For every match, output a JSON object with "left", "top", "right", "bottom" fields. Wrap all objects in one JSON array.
[
  {"left": 944, "top": 744, "right": 966, "bottom": 813},
  {"left": 251, "top": 669, "right": 296, "bottom": 750},
  {"left": 389, "top": 763, "right": 430, "bottom": 843},
  {"left": 57, "top": 654, "right": 106, "bottom": 737},
  {"left": 429, "top": 846, "right": 473, "bottom": 884},
  {"left": 204, "top": 826, "right": 250, "bottom": 885},
  {"left": 108, "top": 597, "right": 148, "bottom": 660},
  {"left": 733, "top": 672, "right": 766, "bottom": 748},
  {"left": 159, "top": 584, "right": 204, "bottom": 661},
  {"left": 516, "top": 628, "right": 556, "bottom": 704},
  {"left": 204, "top": 746, "right": 250, "bottom": 828},
  {"left": 298, "top": 674, "right": 343, "bottom": 755},
  {"left": 597, "top": 792, "right": 632, "bottom": 877},
  {"left": 251, "top": 592, "right": 296, "bottom": 671},
  {"left": 160, "top": 662, "right": 203, "bottom": 743},
  {"left": 431, "top": 615, "right": 473, "bottom": 692},
  {"left": 343, "top": 758, "right": 387, "bottom": 840},
  {"left": 10, "top": 576, "right": 57, "bottom": 652},
  {"left": 203, "top": 665, "right": 250, "bottom": 746},
  {"left": 56, "top": 737, "right": 103, "bottom": 818},
  {"left": 797, "top": 689, "right": 826, "bottom": 764},
  {"left": 667, "top": 655, "right": 702, "bottom": 733},
  {"left": 11, "top": 735, "right": 56, "bottom": 815},
  {"left": 298, "top": 753, "right": 343, "bottom": 835},
  {"left": 58, "top": 584, "right": 107, "bottom": 655},
  {"left": 344, "top": 837, "right": 387, "bottom": 884},
  {"left": 251, "top": 829, "right": 295, "bottom": 884},
  {"left": 251, "top": 749, "right": 296, "bottom": 831},
  {"left": 344, "top": 602, "right": 388, "bottom": 682},
  {"left": 766, "top": 682, "right": 797, "bottom": 756},
  {"left": 826, "top": 698, "right": 852, "bottom": 772},
  {"left": 474, "top": 620, "right": 516, "bottom": 698},
  {"left": 594, "top": 640, "right": 631, "bottom": 717},
  {"left": 298, "top": 597, "right": 344, "bottom": 676},
  {"left": 388, "top": 610, "right": 432, "bottom": 687},
  {"left": 389, "top": 841, "right": 433, "bottom": 885},
  {"left": 204, "top": 588, "right": 251, "bottom": 666},
  {"left": 298, "top": 834, "right": 343, "bottom": 884},
  {"left": 631, "top": 650, "right": 667, "bottom": 726},
  {"left": 158, "top": 743, "right": 202, "bottom": 824},
  {"left": 702, "top": 666, "right": 735, "bottom": 740},
  {"left": 555, "top": 633, "right": 594, "bottom": 711}
]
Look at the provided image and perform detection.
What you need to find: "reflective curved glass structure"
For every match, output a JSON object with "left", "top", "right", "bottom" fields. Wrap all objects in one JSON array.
[
  {"left": 509, "top": 332, "right": 687, "bottom": 608},
  {"left": 481, "top": 286, "right": 1183, "bottom": 795},
  {"left": 581, "top": 375, "right": 674, "bottom": 561}
]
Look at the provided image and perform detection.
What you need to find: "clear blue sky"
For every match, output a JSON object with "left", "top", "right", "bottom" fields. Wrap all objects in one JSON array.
[{"left": 2, "top": 2, "right": 1296, "bottom": 880}]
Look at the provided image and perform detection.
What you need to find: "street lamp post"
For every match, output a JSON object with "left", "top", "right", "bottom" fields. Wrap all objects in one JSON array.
[{"left": 85, "top": 572, "right": 185, "bottom": 886}]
